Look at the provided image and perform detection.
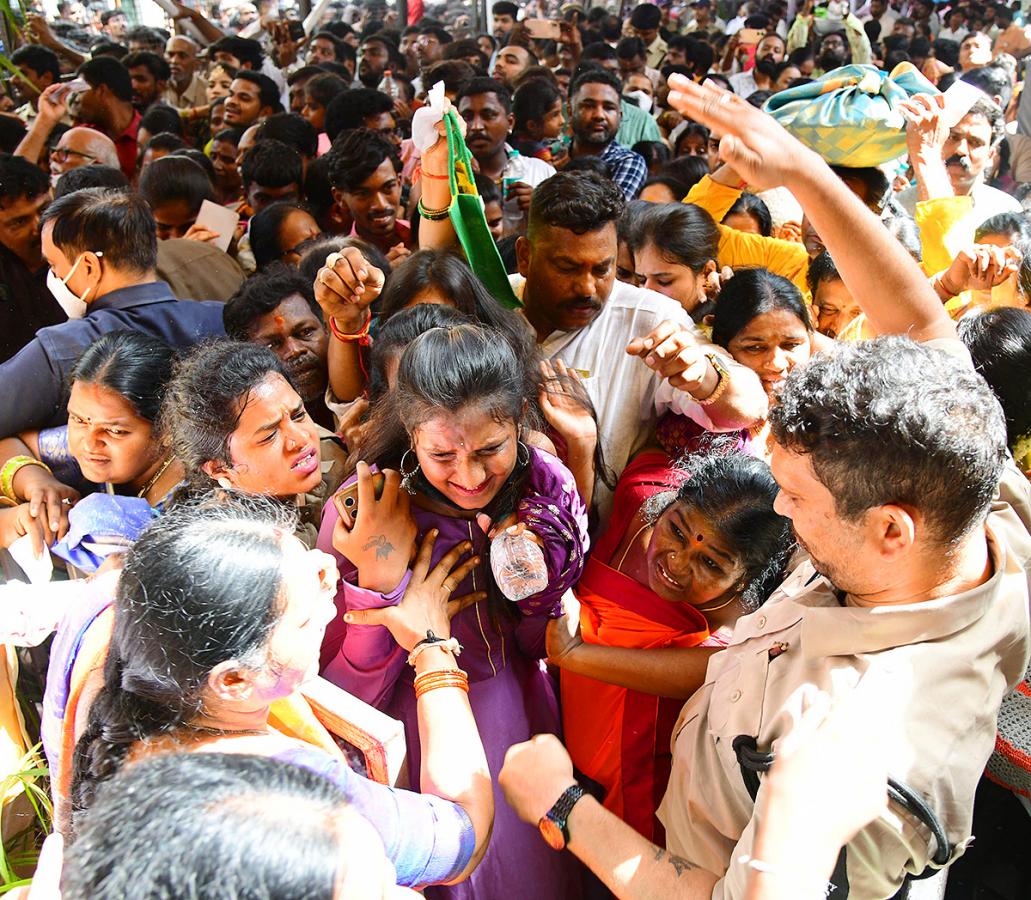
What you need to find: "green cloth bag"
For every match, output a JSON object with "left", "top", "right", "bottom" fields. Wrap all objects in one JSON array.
[
  {"left": 762, "top": 63, "right": 939, "bottom": 167},
  {"left": 443, "top": 108, "right": 522, "bottom": 309}
]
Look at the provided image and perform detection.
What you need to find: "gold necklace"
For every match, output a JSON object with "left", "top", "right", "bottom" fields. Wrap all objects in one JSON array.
[{"left": 137, "top": 455, "right": 174, "bottom": 499}]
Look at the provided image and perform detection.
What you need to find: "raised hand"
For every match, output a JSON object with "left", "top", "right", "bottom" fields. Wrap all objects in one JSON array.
[
  {"left": 314, "top": 247, "right": 385, "bottom": 331},
  {"left": 665, "top": 72, "right": 820, "bottom": 192}
]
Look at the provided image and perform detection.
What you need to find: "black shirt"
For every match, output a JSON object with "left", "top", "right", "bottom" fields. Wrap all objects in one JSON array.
[{"left": 0, "top": 244, "right": 67, "bottom": 363}]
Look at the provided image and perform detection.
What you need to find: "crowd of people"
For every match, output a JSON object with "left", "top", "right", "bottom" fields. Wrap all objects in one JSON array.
[{"left": 1, "top": 0, "right": 1031, "bottom": 897}]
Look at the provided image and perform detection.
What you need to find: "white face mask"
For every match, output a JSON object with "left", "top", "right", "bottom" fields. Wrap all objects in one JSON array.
[
  {"left": 46, "top": 251, "right": 101, "bottom": 320},
  {"left": 624, "top": 90, "right": 653, "bottom": 113}
]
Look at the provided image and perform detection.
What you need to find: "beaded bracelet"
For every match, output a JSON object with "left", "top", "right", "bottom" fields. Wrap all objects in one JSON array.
[
  {"left": 1, "top": 456, "right": 51, "bottom": 502},
  {"left": 417, "top": 198, "right": 451, "bottom": 221}
]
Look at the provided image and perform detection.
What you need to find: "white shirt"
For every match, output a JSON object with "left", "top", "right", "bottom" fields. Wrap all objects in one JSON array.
[
  {"left": 505, "top": 144, "right": 555, "bottom": 187},
  {"left": 729, "top": 70, "right": 759, "bottom": 98},
  {"left": 508, "top": 275, "right": 741, "bottom": 519},
  {"left": 897, "top": 180, "right": 1023, "bottom": 259}
]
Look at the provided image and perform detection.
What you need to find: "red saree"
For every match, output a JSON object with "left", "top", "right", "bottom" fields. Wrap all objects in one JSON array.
[{"left": 562, "top": 452, "right": 710, "bottom": 842}]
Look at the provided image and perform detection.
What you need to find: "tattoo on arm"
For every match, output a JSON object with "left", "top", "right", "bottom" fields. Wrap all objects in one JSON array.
[
  {"left": 653, "top": 848, "right": 696, "bottom": 878},
  {"left": 363, "top": 535, "right": 395, "bottom": 560}
]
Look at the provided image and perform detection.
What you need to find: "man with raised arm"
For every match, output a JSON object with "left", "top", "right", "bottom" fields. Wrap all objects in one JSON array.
[{"left": 497, "top": 75, "right": 1031, "bottom": 900}]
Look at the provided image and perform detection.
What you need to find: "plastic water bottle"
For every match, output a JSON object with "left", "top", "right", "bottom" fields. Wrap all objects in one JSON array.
[
  {"left": 490, "top": 528, "right": 549, "bottom": 601},
  {"left": 501, "top": 151, "right": 527, "bottom": 236},
  {"left": 379, "top": 69, "right": 400, "bottom": 99}
]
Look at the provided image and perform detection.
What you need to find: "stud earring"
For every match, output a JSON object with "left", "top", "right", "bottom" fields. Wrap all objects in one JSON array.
[{"left": 217, "top": 477, "right": 232, "bottom": 489}]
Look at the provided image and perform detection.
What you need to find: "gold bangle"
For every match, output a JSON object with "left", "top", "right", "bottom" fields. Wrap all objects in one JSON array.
[
  {"left": 0, "top": 456, "right": 51, "bottom": 502},
  {"left": 414, "top": 668, "right": 469, "bottom": 699},
  {"left": 697, "top": 353, "right": 731, "bottom": 406}
]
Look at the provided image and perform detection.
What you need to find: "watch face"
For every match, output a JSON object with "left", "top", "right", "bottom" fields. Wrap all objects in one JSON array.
[{"left": 538, "top": 815, "right": 566, "bottom": 850}]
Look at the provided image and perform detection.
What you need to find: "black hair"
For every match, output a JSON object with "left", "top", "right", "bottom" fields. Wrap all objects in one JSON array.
[
  {"left": 492, "top": 0, "right": 519, "bottom": 16},
  {"left": 63, "top": 752, "right": 345, "bottom": 900},
  {"left": 652, "top": 450, "right": 793, "bottom": 610},
  {"left": 138, "top": 156, "right": 214, "bottom": 219},
  {"left": 213, "top": 126, "right": 246, "bottom": 147},
  {"left": 161, "top": 342, "right": 291, "bottom": 477},
  {"left": 959, "top": 307, "right": 1031, "bottom": 446},
  {"left": 0, "top": 152, "right": 49, "bottom": 203},
  {"left": 378, "top": 250, "right": 531, "bottom": 355},
  {"left": 580, "top": 43, "right": 618, "bottom": 63},
  {"left": 367, "top": 302, "right": 474, "bottom": 402},
  {"left": 303, "top": 74, "right": 349, "bottom": 118},
  {"left": 616, "top": 36, "right": 647, "bottom": 60},
  {"left": 296, "top": 235, "right": 392, "bottom": 289},
  {"left": 662, "top": 155, "right": 710, "bottom": 193},
  {"left": 629, "top": 202, "right": 719, "bottom": 274},
  {"left": 316, "top": 60, "right": 353, "bottom": 82},
  {"left": 71, "top": 330, "right": 175, "bottom": 424},
  {"left": 248, "top": 203, "right": 319, "bottom": 271},
  {"left": 287, "top": 64, "right": 325, "bottom": 86},
  {"left": 807, "top": 250, "right": 842, "bottom": 295},
  {"left": 324, "top": 88, "right": 395, "bottom": 142},
  {"left": 474, "top": 172, "right": 502, "bottom": 206},
  {"left": 241, "top": 140, "right": 304, "bottom": 190},
  {"left": 640, "top": 174, "right": 691, "bottom": 200},
  {"left": 0, "top": 116, "right": 26, "bottom": 155},
  {"left": 724, "top": 192, "right": 772, "bottom": 237},
  {"left": 139, "top": 104, "right": 183, "bottom": 137},
  {"left": 210, "top": 35, "right": 265, "bottom": 70},
  {"left": 78, "top": 56, "right": 133, "bottom": 103},
  {"left": 419, "top": 24, "right": 453, "bottom": 45},
  {"left": 569, "top": 65, "right": 623, "bottom": 101},
  {"left": 11, "top": 44, "right": 61, "bottom": 82},
  {"left": 233, "top": 70, "right": 284, "bottom": 115},
  {"left": 168, "top": 148, "right": 215, "bottom": 181},
  {"left": 631, "top": 140, "right": 671, "bottom": 171},
  {"left": 528, "top": 170, "right": 625, "bottom": 238},
  {"left": 256, "top": 112, "right": 320, "bottom": 159},
  {"left": 300, "top": 155, "right": 337, "bottom": 224},
  {"left": 125, "top": 26, "right": 167, "bottom": 52},
  {"left": 90, "top": 40, "right": 128, "bottom": 60},
  {"left": 70, "top": 495, "right": 297, "bottom": 817},
  {"left": 327, "top": 129, "right": 400, "bottom": 192},
  {"left": 42, "top": 188, "right": 157, "bottom": 272},
  {"left": 123, "top": 50, "right": 170, "bottom": 82},
  {"left": 145, "top": 132, "right": 187, "bottom": 155},
  {"left": 99, "top": 9, "right": 125, "bottom": 26},
  {"left": 975, "top": 211, "right": 1031, "bottom": 244},
  {"left": 457, "top": 76, "right": 513, "bottom": 114},
  {"left": 224, "top": 262, "right": 321, "bottom": 339},
  {"left": 745, "top": 89, "right": 773, "bottom": 108},
  {"left": 426, "top": 60, "right": 478, "bottom": 96},
  {"left": 54, "top": 164, "right": 130, "bottom": 199},
  {"left": 443, "top": 38, "right": 488, "bottom": 71},
  {"left": 961, "top": 63, "right": 1014, "bottom": 112},
  {"left": 934, "top": 37, "right": 961, "bottom": 69},
  {"left": 967, "top": 96, "right": 1006, "bottom": 147},
  {"left": 770, "top": 336, "right": 1008, "bottom": 547},
  {"left": 712, "top": 268, "right": 812, "bottom": 350}
]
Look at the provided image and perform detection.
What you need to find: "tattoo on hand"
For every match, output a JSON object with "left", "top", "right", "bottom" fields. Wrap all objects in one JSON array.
[
  {"left": 363, "top": 535, "right": 395, "bottom": 560},
  {"left": 653, "top": 848, "right": 696, "bottom": 877}
]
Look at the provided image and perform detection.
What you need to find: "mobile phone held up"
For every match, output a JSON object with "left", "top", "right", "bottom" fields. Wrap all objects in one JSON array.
[{"left": 334, "top": 472, "right": 387, "bottom": 526}]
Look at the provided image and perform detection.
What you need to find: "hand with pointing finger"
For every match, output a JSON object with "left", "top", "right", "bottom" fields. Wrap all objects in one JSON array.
[
  {"left": 626, "top": 321, "right": 721, "bottom": 399},
  {"left": 343, "top": 530, "right": 485, "bottom": 651}
]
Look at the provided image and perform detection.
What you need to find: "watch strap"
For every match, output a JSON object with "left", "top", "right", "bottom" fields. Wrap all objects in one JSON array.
[{"left": 546, "top": 784, "right": 586, "bottom": 843}]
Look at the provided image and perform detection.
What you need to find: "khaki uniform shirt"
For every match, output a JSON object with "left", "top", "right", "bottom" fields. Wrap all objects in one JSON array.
[
  {"left": 657, "top": 344, "right": 1031, "bottom": 899},
  {"left": 163, "top": 73, "right": 208, "bottom": 110}
]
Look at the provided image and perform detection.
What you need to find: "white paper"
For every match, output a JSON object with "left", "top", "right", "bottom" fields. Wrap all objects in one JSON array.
[
  {"left": 8, "top": 535, "right": 53, "bottom": 585},
  {"left": 941, "top": 80, "right": 987, "bottom": 129},
  {"left": 195, "top": 199, "right": 239, "bottom": 253}
]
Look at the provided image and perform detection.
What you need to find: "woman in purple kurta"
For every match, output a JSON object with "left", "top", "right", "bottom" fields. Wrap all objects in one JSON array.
[{"left": 318, "top": 325, "right": 589, "bottom": 900}]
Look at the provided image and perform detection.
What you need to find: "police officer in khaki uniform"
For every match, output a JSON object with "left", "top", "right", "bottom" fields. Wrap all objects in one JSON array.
[{"left": 498, "top": 77, "right": 1031, "bottom": 900}]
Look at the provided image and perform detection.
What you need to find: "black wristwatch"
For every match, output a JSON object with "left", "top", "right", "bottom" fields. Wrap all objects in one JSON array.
[{"left": 538, "top": 784, "right": 586, "bottom": 850}]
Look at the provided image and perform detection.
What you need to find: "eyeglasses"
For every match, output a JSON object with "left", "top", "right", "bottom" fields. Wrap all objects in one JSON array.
[{"left": 51, "top": 147, "right": 98, "bottom": 163}]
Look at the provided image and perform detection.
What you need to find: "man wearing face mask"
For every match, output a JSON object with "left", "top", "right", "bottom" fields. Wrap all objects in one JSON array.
[
  {"left": 0, "top": 189, "right": 225, "bottom": 435},
  {"left": 0, "top": 154, "right": 66, "bottom": 363}
]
